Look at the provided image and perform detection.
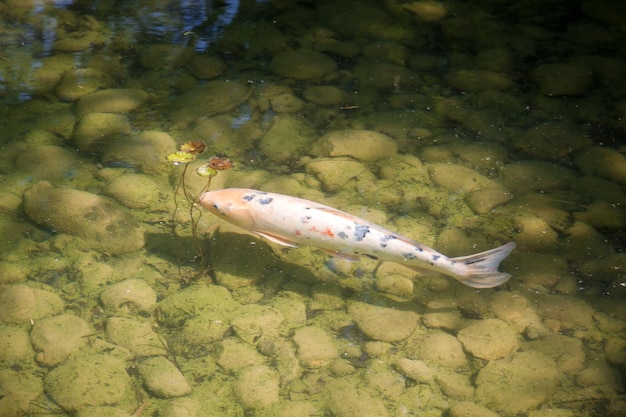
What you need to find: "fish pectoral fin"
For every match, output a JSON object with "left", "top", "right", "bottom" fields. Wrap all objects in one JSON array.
[{"left": 255, "top": 231, "right": 299, "bottom": 248}]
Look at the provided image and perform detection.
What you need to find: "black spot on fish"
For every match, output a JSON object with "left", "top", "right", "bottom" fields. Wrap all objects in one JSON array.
[
  {"left": 301, "top": 215, "right": 312, "bottom": 223},
  {"left": 354, "top": 224, "right": 370, "bottom": 241},
  {"left": 243, "top": 194, "right": 255, "bottom": 201},
  {"left": 258, "top": 198, "right": 273, "bottom": 205},
  {"left": 403, "top": 253, "right": 417, "bottom": 260},
  {"left": 380, "top": 234, "right": 395, "bottom": 248},
  {"left": 432, "top": 255, "right": 440, "bottom": 261},
  {"left": 338, "top": 231, "right": 349, "bottom": 239},
  {"left": 415, "top": 247, "right": 423, "bottom": 252}
]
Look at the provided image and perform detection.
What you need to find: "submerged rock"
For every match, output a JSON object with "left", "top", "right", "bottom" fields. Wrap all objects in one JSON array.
[
  {"left": 311, "top": 129, "right": 398, "bottom": 161},
  {"left": 475, "top": 351, "right": 559, "bottom": 415},
  {"left": 233, "top": 365, "right": 280, "bottom": 409},
  {"left": 100, "top": 130, "right": 176, "bottom": 174},
  {"left": 75, "top": 88, "right": 149, "bottom": 116},
  {"left": 45, "top": 353, "right": 134, "bottom": 412},
  {"left": 457, "top": 318, "right": 520, "bottom": 361},
  {"left": 171, "top": 80, "right": 252, "bottom": 128},
  {"left": 30, "top": 314, "right": 92, "bottom": 366},
  {"left": 23, "top": 182, "right": 145, "bottom": 255},
  {"left": 270, "top": 49, "right": 336, "bottom": 80},
  {"left": 138, "top": 356, "right": 191, "bottom": 398},
  {"left": 0, "top": 284, "right": 64, "bottom": 324},
  {"left": 349, "top": 302, "right": 420, "bottom": 342}
]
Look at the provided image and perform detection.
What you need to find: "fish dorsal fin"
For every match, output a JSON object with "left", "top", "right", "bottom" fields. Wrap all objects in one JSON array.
[{"left": 255, "top": 231, "right": 299, "bottom": 248}]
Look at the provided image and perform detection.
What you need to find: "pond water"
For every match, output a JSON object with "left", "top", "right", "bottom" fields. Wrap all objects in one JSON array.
[{"left": 0, "top": 1, "right": 625, "bottom": 416}]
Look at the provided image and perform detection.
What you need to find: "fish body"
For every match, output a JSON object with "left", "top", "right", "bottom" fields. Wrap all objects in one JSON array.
[{"left": 198, "top": 188, "right": 516, "bottom": 288}]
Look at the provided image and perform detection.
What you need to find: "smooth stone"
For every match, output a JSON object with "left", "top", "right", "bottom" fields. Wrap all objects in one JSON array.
[
  {"left": 445, "top": 69, "right": 513, "bottom": 91},
  {"left": 575, "top": 146, "right": 626, "bottom": 186},
  {"left": 513, "top": 121, "right": 592, "bottom": 160},
  {"left": 233, "top": 365, "right": 280, "bottom": 409},
  {"left": 311, "top": 129, "right": 398, "bottom": 161},
  {"left": 407, "top": 330, "right": 468, "bottom": 369},
  {"left": 395, "top": 358, "right": 433, "bottom": 383},
  {"left": 155, "top": 284, "right": 239, "bottom": 327},
  {"left": 327, "top": 382, "right": 390, "bottom": 417},
  {"left": 499, "top": 160, "right": 575, "bottom": 194},
  {"left": 429, "top": 163, "right": 496, "bottom": 192},
  {"left": 267, "top": 91, "right": 305, "bottom": 113},
  {"left": 74, "top": 112, "right": 131, "bottom": 154},
  {"left": 574, "top": 200, "right": 626, "bottom": 230},
  {"left": 105, "top": 317, "right": 168, "bottom": 357},
  {"left": 270, "top": 49, "right": 336, "bottom": 80},
  {"left": 138, "top": 356, "right": 191, "bottom": 398},
  {"left": 230, "top": 304, "right": 284, "bottom": 344},
  {"left": 534, "top": 63, "right": 592, "bottom": 96},
  {"left": 30, "top": 314, "right": 92, "bottom": 366},
  {"left": 259, "top": 114, "right": 316, "bottom": 162},
  {"left": 475, "top": 351, "right": 559, "bottom": 415},
  {"left": 292, "top": 325, "right": 340, "bottom": 368},
  {"left": 573, "top": 176, "right": 626, "bottom": 205},
  {"left": 0, "top": 369, "right": 44, "bottom": 416},
  {"left": 35, "top": 108, "right": 77, "bottom": 139},
  {"left": 100, "top": 278, "right": 157, "bottom": 314},
  {"left": 448, "top": 401, "right": 500, "bottom": 417},
  {"left": 475, "top": 47, "right": 515, "bottom": 72},
  {"left": 535, "top": 295, "right": 596, "bottom": 330},
  {"left": 56, "top": 68, "right": 114, "bottom": 101},
  {"left": 217, "top": 339, "right": 266, "bottom": 370},
  {"left": 171, "top": 80, "right": 252, "bottom": 128},
  {"left": 75, "top": 406, "right": 132, "bottom": 417},
  {"left": 27, "top": 54, "right": 74, "bottom": 94},
  {"left": 374, "top": 263, "right": 414, "bottom": 300},
  {"left": 182, "top": 114, "right": 262, "bottom": 157},
  {"left": 526, "top": 334, "right": 585, "bottom": 374},
  {"left": 403, "top": 1, "right": 448, "bottom": 21},
  {"left": 466, "top": 187, "right": 512, "bottom": 214},
  {"left": 0, "top": 326, "right": 35, "bottom": 364},
  {"left": 139, "top": 43, "right": 195, "bottom": 70},
  {"left": 436, "top": 371, "right": 474, "bottom": 400},
  {"left": 23, "top": 182, "right": 145, "bottom": 255},
  {"left": 75, "top": 88, "right": 149, "bottom": 116},
  {"left": 354, "top": 62, "right": 419, "bottom": 89},
  {"left": 14, "top": 144, "right": 77, "bottom": 179},
  {"left": 45, "top": 354, "right": 134, "bottom": 412},
  {"left": 348, "top": 302, "right": 420, "bottom": 342},
  {"left": 218, "top": 21, "right": 287, "bottom": 55},
  {"left": 160, "top": 397, "right": 201, "bottom": 417},
  {"left": 101, "top": 130, "right": 176, "bottom": 174},
  {"left": 302, "top": 86, "right": 344, "bottom": 106},
  {"left": 504, "top": 253, "right": 568, "bottom": 291},
  {"left": 457, "top": 318, "right": 520, "bottom": 360},
  {"left": 0, "top": 284, "right": 64, "bottom": 324},
  {"left": 189, "top": 55, "right": 227, "bottom": 79},
  {"left": 103, "top": 173, "right": 163, "bottom": 209},
  {"left": 304, "top": 158, "right": 376, "bottom": 192}
]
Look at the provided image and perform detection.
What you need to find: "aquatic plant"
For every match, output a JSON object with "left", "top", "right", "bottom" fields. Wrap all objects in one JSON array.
[{"left": 166, "top": 141, "right": 233, "bottom": 275}]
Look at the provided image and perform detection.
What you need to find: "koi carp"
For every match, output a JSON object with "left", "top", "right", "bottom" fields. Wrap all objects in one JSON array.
[{"left": 198, "top": 188, "right": 516, "bottom": 288}]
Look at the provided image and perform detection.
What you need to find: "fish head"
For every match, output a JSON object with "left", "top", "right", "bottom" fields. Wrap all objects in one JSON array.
[{"left": 197, "top": 188, "right": 257, "bottom": 228}]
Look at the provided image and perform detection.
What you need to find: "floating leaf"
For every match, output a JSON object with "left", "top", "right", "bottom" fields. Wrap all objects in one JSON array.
[
  {"left": 180, "top": 140, "right": 206, "bottom": 155},
  {"left": 206, "top": 155, "right": 234, "bottom": 170},
  {"left": 197, "top": 165, "right": 218, "bottom": 177},
  {"left": 166, "top": 151, "right": 196, "bottom": 164}
]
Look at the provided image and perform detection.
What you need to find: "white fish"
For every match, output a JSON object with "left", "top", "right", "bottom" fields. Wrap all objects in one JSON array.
[{"left": 198, "top": 188, "right": 516, "bottom": 288}]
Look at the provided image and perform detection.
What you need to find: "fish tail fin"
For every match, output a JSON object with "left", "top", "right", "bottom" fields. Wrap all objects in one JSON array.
[{"left": 449, "top": 242, "right": 516, "bottom": 288}]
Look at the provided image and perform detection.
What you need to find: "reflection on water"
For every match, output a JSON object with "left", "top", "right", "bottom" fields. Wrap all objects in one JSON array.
[{"left": 0, "top": 0, "right": 625, "bottom": 416}]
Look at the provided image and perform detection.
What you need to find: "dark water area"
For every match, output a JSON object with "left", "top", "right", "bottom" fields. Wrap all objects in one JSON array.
[{"left": 0, "top": 1, "right": 625, "bottom": 416}]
